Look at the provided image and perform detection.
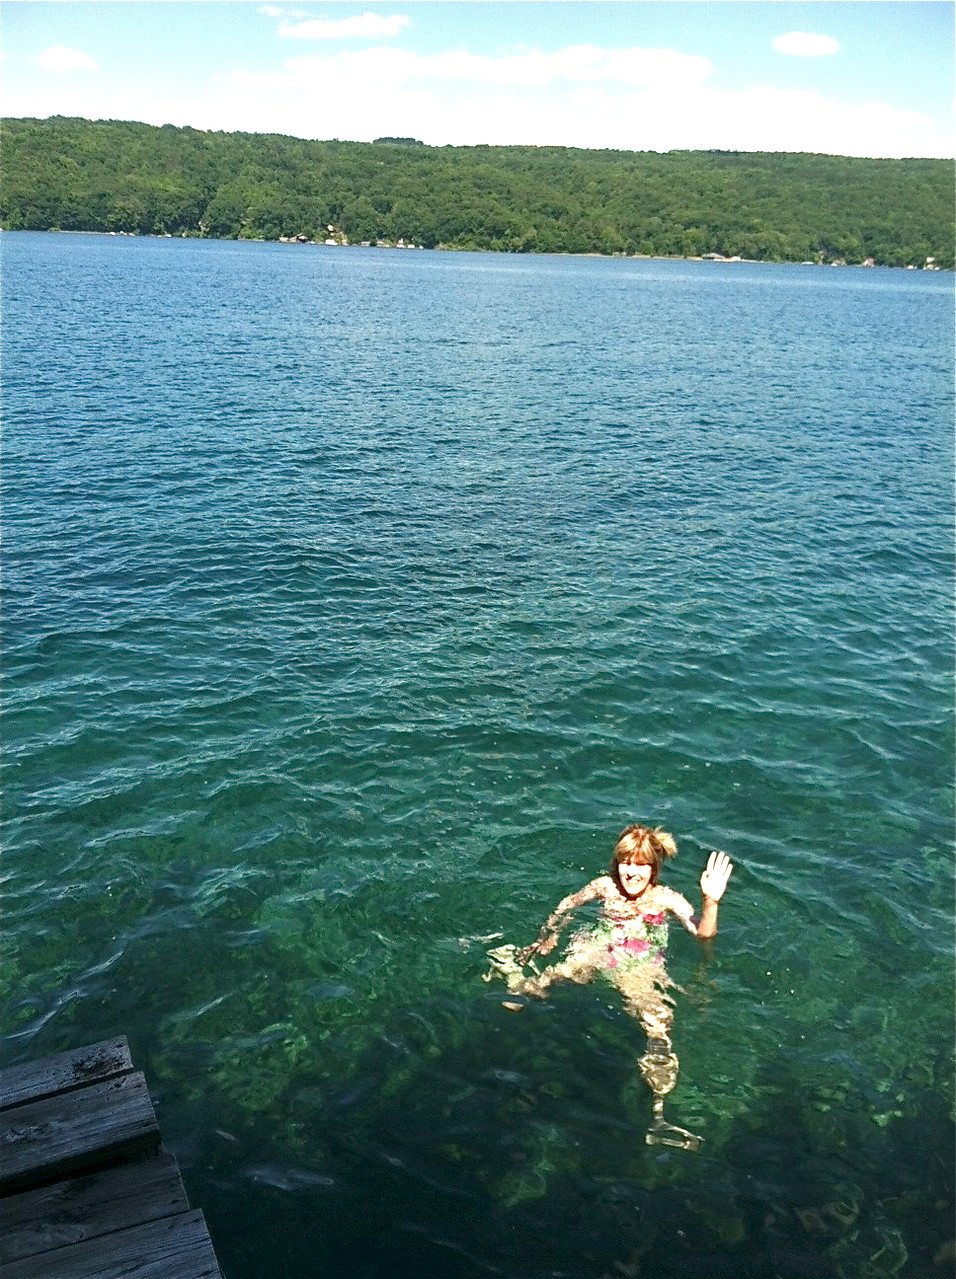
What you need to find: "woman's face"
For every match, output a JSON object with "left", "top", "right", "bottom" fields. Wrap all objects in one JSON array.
[{"left": 617, "top": 860, "right": 654, "bottom": 898}]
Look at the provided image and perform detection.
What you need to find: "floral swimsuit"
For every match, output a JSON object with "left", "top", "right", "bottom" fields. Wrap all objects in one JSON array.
[
  {"left": 577, "top": 885, "right": 693, "bottom": 979},
  {"left": 594, "top": 909, "right": 669, "bottom": 973}
]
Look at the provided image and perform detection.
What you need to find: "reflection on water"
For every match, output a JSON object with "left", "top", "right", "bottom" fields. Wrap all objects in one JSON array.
[{"left": 2, "top": 235, "right": 953, "bottom": 1277}]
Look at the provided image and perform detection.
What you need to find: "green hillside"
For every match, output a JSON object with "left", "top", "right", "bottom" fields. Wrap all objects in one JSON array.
[{"left": 1, "top": 116, "right": 952, "bottom": 267}]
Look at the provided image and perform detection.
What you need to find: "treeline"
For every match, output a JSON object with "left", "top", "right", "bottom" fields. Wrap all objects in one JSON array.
[{"left": 1, "top": 116, "right": 952, "bottom": 267}]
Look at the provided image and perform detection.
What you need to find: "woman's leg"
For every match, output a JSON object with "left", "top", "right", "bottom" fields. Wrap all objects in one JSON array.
[
  {"left": 614, "top": 967, "right": 701, "bottom": 1150},
  {"left": 484, "top": 940, "right": 599, "bottom": 997},
  {"left": 515, "top": 951, "right": 599, "bottom": 998},
  {"left": 616, "top": 969, "right": 678, "bottom": 1090}
]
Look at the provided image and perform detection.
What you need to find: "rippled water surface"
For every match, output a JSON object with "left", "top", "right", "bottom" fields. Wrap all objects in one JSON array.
[{"left": 3, "top": 233, "right": 953, "bottom": 1278}]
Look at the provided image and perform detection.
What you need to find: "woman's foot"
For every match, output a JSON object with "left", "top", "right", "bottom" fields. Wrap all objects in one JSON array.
[{"left": 645, "top": 1116, "right": 703, "bottom": 1151}]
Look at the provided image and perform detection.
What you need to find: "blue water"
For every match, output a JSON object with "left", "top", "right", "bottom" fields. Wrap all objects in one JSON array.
[{"left": 3, "top": 232, "right": 953, "bottom": 1278}]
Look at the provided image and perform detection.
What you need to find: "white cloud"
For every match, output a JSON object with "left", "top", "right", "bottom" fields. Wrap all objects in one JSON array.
[
  {"left": 260, "top": 4, "right": 318, "bottom": 17},
  {"left": 772, "top": 32, "right": 841, "bottom": 58},
  {"left": 229, "top": 43, "right": 712, "bottom": 93},
  {"left": 419, "top": 44, "right": 710, "bottom": 89},
  {"left": 219, "top": 42, "right": 952, "bottom": 159},
  {"left": 8, "top": 36, "right": 950, "bottom": 161},
  {"left": 279, "top": 12, "right": 410, "bottom": 41},
  {"left": 37, "top": 45, "right": 99, "bottom": 74}
]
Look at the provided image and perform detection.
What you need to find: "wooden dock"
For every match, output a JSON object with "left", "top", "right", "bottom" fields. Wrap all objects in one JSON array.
[{"left": 0, "top": 1037, "right": 224, "bottom": 1278}]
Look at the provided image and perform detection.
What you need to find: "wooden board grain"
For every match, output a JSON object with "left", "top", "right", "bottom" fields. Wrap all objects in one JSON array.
[
  {"left": 0, "top": 1070, "right": 159, "bottom": 1195},
  {"left": 0, "top": 1040, "right": 225, "bottom": 1279},
  {"left": 0, "top": 1038, "right": 133, "bottom": 1111},
  {"left": 0, "top": 1151, "right": 190, "bottom": 1263},
  {"left": 2, "top": 1208, "right": 224, "bottom": 1279}
]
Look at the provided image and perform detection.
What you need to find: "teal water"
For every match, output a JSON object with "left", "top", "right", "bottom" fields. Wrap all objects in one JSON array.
[{"left": 3, "top": 232, "right": 953, "bottom": 1278}]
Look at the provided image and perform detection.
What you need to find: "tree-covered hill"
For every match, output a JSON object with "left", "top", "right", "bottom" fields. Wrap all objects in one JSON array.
[{"left": 1, "top": 116, "right": 952, "bottom": 267}]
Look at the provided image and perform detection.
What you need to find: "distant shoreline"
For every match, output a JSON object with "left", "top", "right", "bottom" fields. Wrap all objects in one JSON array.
[
  {"left": 9, "top": 227, "right": 948, "bottom": 271},
  {"left": 5, "top": 118, "right": 951, "bottom": 270}
]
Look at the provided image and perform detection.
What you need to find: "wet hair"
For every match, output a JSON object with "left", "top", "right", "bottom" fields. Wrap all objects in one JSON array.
[{"left": 610, "top": 823, "right": 677, "bottom": 890}]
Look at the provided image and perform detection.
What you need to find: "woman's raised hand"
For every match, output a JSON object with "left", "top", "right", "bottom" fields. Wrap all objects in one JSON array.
[{"left": 700, "top": 850, "right": 733, "bottom": 902}]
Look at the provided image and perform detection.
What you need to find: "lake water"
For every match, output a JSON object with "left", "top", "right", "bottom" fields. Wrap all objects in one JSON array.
[{"left": 3, "top": 232, "right": 953, "bottom": 1278}]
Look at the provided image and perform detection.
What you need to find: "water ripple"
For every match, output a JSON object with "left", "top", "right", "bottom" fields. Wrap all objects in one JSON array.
[{"left": 3, "top": 235, "right": 953, "bottom": 1279}]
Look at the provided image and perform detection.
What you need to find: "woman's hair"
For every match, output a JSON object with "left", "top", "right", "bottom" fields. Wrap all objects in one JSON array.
[{"left": 610, "top": 823, "right": 677, "bottom": 889}]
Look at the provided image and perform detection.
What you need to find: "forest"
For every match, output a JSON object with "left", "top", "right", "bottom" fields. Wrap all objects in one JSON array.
[{"left": 2, "top": 116, "right": 952, "bottom": 268}]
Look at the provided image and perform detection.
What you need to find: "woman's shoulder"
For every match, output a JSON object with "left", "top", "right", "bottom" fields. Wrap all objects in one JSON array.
[
  {"left": 590, "top": 875, "right": 618, "bottom": 898},
  {"left": 582, "top": 875, "right": 626, "bottom": 905},
  {"left": 654, "top": 884, "right": 694, "bottom": 917},
  {"left": 559, "top": 876, "right": 610, "bottom": 908}
]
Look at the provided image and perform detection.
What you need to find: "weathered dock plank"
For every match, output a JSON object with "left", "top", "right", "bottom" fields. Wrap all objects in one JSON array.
[
  {"left": 0, "top": 1150, "right": 189, "bottom": 1264},
  {"left": 0, "top": 1038, "right": 132, "bottom": 1111},
  {"left": 0, "top": 1037, "right": 224, "bottom": 1278},
  {"left": 2, "top": 1208, "right": 223, "bottom": 1279},
  {"left": 0, "top": 1069, "right": 159, "bottom": 1195}
]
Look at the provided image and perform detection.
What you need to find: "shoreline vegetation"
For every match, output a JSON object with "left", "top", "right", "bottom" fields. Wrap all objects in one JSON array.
[
  {"left": 16, "top": 228, "right": 945, "bottom": 272},
  {"left": 2, "top": 116, "right": 952, "bottom": 269}
]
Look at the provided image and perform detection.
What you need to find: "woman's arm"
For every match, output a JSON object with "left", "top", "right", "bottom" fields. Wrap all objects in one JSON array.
[
  {"left": 516, "top": 879, "right": 602, "bottom": 964},
  {"left": 695, "top": 850, "right": 733, "bottom": 940}
]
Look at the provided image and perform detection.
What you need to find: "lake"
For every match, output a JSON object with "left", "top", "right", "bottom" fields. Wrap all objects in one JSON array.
[{"left": 2, "top": 231, "right": 953, "bottom": 1278}]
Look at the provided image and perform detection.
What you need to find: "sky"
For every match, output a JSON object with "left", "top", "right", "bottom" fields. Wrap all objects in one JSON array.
[{"left": 1, "top": 1, "right": 953, "bottom": 157}]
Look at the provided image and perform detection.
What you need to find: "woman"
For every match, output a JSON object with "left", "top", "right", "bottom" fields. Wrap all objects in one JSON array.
[{"left": 485, "top": 823, "right": 733, "bottom": 1150}]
